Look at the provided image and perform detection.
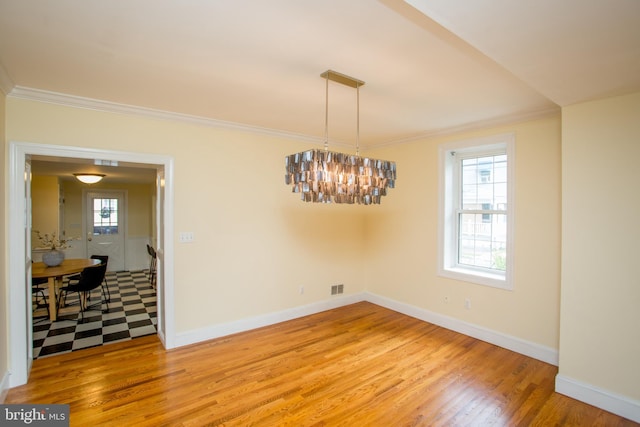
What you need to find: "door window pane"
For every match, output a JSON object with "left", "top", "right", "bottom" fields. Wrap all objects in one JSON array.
[{"left": 93, "top": 198, "right": 118, "bottom": 235}]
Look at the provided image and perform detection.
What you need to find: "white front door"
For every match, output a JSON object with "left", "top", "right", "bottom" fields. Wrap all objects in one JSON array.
[{"left": 86, "top": 191, "right": 126, "bottom": 271}]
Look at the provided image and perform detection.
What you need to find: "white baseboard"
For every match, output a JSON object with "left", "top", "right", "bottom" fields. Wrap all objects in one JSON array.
[
  {"left": 175, "top": 291, "right": 557, "bottom": 366},
  {"left": 556, "top": 374, "right": 640, "bottom": 423},
  {"left": 0, "top": 370, "right": 10, "bottom": 403},
  {"left": 175, "top": 293, "right": 365, "bottom": 348},
  {"left": 363, "top": 292, "right": 559, "bottom": 365}
]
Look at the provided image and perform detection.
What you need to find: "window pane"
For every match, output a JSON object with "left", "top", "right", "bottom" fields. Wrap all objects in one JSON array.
[
  {"left": 462, "top": 167, "right": 477, "bottom": 185},
  {"left": 461, "top": 154, "right": 507, "bottom": 212},
  {"left": 93, "top": 198, "right": 118, "bottom": 235},
  {"left": 458, "top": 209, "right": 507, "bottom": 270},
  {"left": 462, "top": 183, "right": 478, "bottom": 207},
  {"left": 494, "top": 182, "right": 507, "bottom": 207},
  {"left": 494, "top": 159, "right": 507, "bottom": 183},
  {"left": 477, "top": 183, "right": 493, "bottom": 203}
]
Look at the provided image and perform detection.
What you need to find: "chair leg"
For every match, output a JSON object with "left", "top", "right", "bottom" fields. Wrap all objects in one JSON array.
[
  {"left": 81, "top": 289, "right": 109, "bottom": 319},
  {"left": 60, "top": 288, "right": 69, "bottom": 308},
  {"left": 56, "top": 290, "right": 66, "bottom": 319},
  {"left": 102, "top": 278, "right": 111, "bottom": 302},
  {"left": 41, "top": 290, "right": 50, "bottom": 319},
  {"left": 33, "top": 288, "right": 50, "bottom": 320},
  {"left": 152, "top": 258, "right": 157, "bottom": 287},
  {"left": 149, "top": 258, "right": 155, "bottom": 285},
  {"left": 103, "top": 291, "right": 110, "bottom": 314},
  {"left": 56, "top": 289, "right": 84, "bottom": 322},
  {"left": 78, "top": 291, "right": 85, "bottom": 322}
]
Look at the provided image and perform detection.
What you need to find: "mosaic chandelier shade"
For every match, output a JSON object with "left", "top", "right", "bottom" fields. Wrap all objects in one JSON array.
[
  {"left": 284, "top": 70, "right": 396, "bottom": 205},
  {"left": 285, "top": 149, "right": 396, "bottom": 204}
]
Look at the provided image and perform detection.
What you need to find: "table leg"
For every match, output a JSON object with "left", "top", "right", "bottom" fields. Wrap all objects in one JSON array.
[{"left": 47, "top": 277, "right": 57, "bottom": 321}]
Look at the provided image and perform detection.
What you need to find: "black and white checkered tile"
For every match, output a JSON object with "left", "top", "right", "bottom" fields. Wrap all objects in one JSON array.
[{"left": 33, "top": 270, "right": 157, "bottom": 359}]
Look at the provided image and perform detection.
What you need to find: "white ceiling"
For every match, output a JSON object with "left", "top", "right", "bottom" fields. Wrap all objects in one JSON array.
[
  {"left": 405, "top": 0, "right": 640, "bottom": 106},
  {"left": 1, "top": 0, "right": 638, "bottom": 156}
]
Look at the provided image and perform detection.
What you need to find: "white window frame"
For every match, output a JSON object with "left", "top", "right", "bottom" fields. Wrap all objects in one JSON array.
[{"left": 438, "top": 133, "right": 515, "bottom": 290}]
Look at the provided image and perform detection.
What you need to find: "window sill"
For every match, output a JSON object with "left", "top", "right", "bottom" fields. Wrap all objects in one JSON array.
[{"left": 439, "top": 267, "right": 512, "bottom": 290}]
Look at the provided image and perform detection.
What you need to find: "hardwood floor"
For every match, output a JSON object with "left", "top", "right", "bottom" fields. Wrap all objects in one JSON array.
[{"left": 6, "top": 302, "right": 638, "bottom": 426}]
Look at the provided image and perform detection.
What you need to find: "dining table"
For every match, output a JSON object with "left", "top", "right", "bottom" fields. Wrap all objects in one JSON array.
[{"left": 32, "top": 258, "right": 101, "bottom": 321}]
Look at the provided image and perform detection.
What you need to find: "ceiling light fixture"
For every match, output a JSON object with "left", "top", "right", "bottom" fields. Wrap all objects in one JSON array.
[
  {"left": 74, "top": 173, "right": 105, "bottom": 184},
  {"left": 284, "top": 70, "right": 396, "bottom": 204}
]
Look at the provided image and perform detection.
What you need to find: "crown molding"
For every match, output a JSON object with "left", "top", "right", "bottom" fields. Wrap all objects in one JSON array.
[
  {"left": 0, "top": 62, "right": 14, "bottom": 96},
  {"left": 366, "top": 105, "right": 560, "bottom": 150},
  {"left": 8, "top": 85, "right": 559, "bottom": 150},
  {"left": 8, "top": 86, "right": 326, "bottom": 146}
]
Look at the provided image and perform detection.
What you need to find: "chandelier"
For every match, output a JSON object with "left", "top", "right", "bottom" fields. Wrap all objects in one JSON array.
[{"left": 285, "top": 70, "right": 396, "bottom": 205}]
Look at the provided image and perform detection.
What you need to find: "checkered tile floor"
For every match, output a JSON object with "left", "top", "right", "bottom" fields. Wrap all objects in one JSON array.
[{"left": 32, "top": 270, "right": 157, "bottom": 359}]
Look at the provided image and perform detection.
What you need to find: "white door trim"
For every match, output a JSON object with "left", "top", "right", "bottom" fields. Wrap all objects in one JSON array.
[{"left": 7, "top": 141, "right": 176, "bottom": 387}]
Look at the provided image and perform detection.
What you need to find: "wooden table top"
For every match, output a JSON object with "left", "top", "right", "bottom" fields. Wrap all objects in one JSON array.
[{"left": 32, "top": 258, "right": 101, "bottom": 278}]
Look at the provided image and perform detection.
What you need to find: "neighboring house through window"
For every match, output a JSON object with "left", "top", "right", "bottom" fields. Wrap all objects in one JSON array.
[
  {"left": 93, "top": 198, "right": 119, "bottom": 235},
  {"left": 439, "top": 133, "right": 515, "bottom": 290}
]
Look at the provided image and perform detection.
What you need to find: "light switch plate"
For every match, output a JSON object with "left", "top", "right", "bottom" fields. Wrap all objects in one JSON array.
[{"left": 179, "top": 231, "right": 194, "bottom": 243}]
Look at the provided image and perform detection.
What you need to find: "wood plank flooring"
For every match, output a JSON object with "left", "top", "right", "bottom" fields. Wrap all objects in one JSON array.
[{"left": 6, "top": 302, "right": 638, "bottom": 426}]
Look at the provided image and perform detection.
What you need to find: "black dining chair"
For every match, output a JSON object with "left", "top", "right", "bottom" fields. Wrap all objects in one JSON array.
[
  {"left": 57, "top": 263, "right": 108, "bottom": 322},
  {"left": 147, "top": 244, "right": 157, "bottom": 287},
  {"left": 32, "top": 277, "right": 50, "bottom": 321},
  {"left": 65, "top": 255, "right": 110, "bottom": 302}
]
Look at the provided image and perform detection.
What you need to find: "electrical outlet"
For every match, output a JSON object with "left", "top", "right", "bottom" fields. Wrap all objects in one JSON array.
[
  {"left": 444, "top": 296, "right": 450, "bottom": 304},
  {"left": 464, "top": 298, "right": 471, "bottom": 310},
  {"left": 299, "top": 286, "right": 304, "bottom": 295}
]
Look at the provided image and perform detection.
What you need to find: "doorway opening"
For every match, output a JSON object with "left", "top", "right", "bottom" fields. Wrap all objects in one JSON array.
[{"left": 8, "top": 141, "right": 175, "bottom": 387}]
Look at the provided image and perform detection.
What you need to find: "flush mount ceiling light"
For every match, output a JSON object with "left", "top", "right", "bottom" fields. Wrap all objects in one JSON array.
[
  {"left": 285, "top": 70, "right": 396, "bottom": 205},
  {"left": 74, "top": 173, "right": 105, "bottom": 184}
]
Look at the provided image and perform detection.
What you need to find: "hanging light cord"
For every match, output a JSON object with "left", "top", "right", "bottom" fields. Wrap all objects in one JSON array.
[
  {"left": 324, "top": 74, "right": 329, "bottom": 152},
  {"left": 356, "top": 82, "right": 360, "bottom": 157},
  {"left": 323, "top": 71, "right": 361, "bottom": 156}
]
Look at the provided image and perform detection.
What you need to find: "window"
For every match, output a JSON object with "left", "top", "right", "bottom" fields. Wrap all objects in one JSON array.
[
  {"left": 93, "top": 198, "right": 119, "bottom": 235},
  {"left": 439, "top": 134, "right": 514, "bottom": 289}
]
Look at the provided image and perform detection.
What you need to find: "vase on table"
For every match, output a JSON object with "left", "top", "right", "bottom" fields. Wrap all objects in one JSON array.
[{"left": 42, "top": 249, "right": 65, "bottom": 267}]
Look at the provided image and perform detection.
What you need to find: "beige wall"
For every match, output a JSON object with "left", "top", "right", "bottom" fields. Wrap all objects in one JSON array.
[
  {"left": 31, "top": 175, "right": 59, "bottom": 244},
  {"left": 5, "top": 98, "right": 366, "bottom": 333},
  {"left": 560, "top": 92, "right": 640, "bottom": 401},
  {"left": 0, "top": 88, "right": 7, "bottom": 394},
  {"left": 364, "top": 115, "right": 562, "bottom": 350},
  {"left": 3, "top": 97, "right": 562, "bottom": 367}
]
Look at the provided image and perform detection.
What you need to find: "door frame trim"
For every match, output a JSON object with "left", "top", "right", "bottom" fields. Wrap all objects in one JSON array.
[{"left": 7, "top": 141, "right": 175, "bottom": 387}]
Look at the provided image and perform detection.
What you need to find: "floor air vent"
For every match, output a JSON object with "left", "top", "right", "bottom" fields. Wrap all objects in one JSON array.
[{"left": 331, "top": 284, "right": 344, "bottom": 295}]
